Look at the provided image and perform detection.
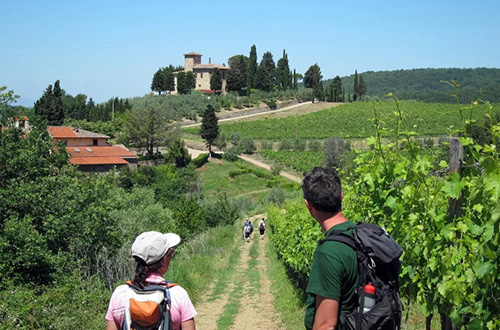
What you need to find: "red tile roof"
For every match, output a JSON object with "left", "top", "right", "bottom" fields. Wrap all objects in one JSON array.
[
  {"left": 66, "top": 146, "right": 136, "bottom": 158},
  {"left": 48, "top": 126, "right": 77, "bottom": 138},
  {"left": 70, "top": 157, "right": 129, "bottom": 165},
  {"left": 184, "top": 52, "right": 202, "bottom": 56}
]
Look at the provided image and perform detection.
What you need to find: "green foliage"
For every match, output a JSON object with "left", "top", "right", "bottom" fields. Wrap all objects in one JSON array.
[
  {"left": 34, "top": 80, "right": 64, "bottom": 125},
  {"left": 324, "top": 137, "right": 351, "bottom": 169},
  {"left": 120, "top": 99, "right": 180, "bottom": 155},
  {"left": 186, "top": 101, "right": 500, "bottom": 141},
  {"left": 239, "top": 137, "right": 255, "bottom": 154},
  {"left": 267, "top": 187, "right": 286, "bottom": 206},
  {"left": 213, "top": 132, "right": 227, "bottom": 150},
  {"left": 269, "top": 91, "right": 500, "bottom": 327},
  {"left": 210, "top": 68, "right": 223, "bottom": 92},
  {"left": 166, "top": 139, "right": 191, "bottom": 167},
  {"left": 199, "top": 192, "right": 240, "bottom": 227},
  {"left": 260, "top": 150, "right": 324, "bottom": 173},
  {"left": 293, "top": 138, "right": 307, "bottom": 151},
  {"left": 191, "top": 153, "right": 209, "bottom": 168},
  {"left": 337, "top": 68, "right": 500, "bottom": 103},
  {"left": 247, "top": 45, "right": 258, "bottom": 91},
  {"left": 172, "top": 198, "right": 205, "bottom": 241},
  {"left": 276, "top": 49, "right": 292, "bottom": 90},
  {"left": 260, "top": 140, "right": 273, "bottom": 151},
  {"left": 200, "top": 104, "right": 220, "bottom": 153},
  {"left": 226, "top": 55, "right": 248, "bottom": 93},
  {"left": 222, "top": 147, "right": 241, "bottom": 161},
  {"left": 308, "top": 139, "right": 323, "bottom": 152}
]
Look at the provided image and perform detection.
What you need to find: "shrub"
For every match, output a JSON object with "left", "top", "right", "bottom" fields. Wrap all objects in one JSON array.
[
  {"left": 278, "top": 139, "right": 293, "bottom": 151},
  {"left": 264, "top": 99, "right": 277, "bottom": 109},
  {"left": 260, "top": 140, "right": 273, "bottom": 151},
  {"left": 213, "top": 132, "right": 227, "bottom": 150},
  {"left": 230, "top": 132, "right": 241, "bottom": 146},
  {"left": 223, "top": 147, "right": 241, "bottom": 161},
  {"left": 293, "top": 139, "right": 307, "bottom": 151},
  {"left": 191, "top": 153, "right": 209, "bottom": 168},
  {"left": 308, "top": 139, "right": 323, "bottom": 152},
  {"left": 239, "top": 138, "right": 255, "bottom": 154},
  {"left": 271, "top": 164, "right": 282, "bottom": 176},
  {"left": 324, "top": 137, "right": 351, "bottom": 169},
  {"left": 200, "top": 193, "right": 240, "bottom": 227},
  {"left": 268, "top": 187, "right": 286, "bottom": 206}
]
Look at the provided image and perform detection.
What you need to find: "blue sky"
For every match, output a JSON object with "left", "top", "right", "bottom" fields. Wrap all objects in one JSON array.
[{"left": 2, "top": 0, "right": 499, "bottom": 106}]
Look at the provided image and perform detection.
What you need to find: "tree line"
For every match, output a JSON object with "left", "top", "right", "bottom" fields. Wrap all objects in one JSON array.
[
  {"left": 337, "top": 67, "right": 500, "bottom": 103},
  {"left": 33, "top": 79, "right": 132, "bottom": 125}
]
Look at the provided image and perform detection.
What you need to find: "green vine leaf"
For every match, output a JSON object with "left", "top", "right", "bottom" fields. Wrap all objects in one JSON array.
[
  {"left": 442, "top": 173, "right": 466, "bottom": 199},
  {"left": 475, "top": 261, "right": 494, "bottom": 277}
]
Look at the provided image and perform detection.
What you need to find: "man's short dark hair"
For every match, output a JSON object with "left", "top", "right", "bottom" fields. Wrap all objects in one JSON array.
[{"left": 302, "top": 167, "right": 342, "bottom": 214}]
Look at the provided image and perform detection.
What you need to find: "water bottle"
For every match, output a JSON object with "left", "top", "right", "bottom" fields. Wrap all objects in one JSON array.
[{"left": 363, "top": 283, "right": 376, "bottom": 313}]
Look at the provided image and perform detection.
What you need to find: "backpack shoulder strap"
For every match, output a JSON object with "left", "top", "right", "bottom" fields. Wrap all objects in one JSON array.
[{"left": 318, "top": 227, "right": 356, "bottom": 251}]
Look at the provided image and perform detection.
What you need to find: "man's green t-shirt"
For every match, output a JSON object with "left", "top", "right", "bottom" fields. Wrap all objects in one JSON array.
[{"left": 304, "top": 220, "right": 358, "bottom": 330}]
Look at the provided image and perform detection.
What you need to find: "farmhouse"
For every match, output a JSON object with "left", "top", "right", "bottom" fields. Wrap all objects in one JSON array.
[
  {"left": 47, "top": 126, "right": 138, "bottom": 172},
  {"left": 174, "top": 52, "right": 229, "bottom": 93}
]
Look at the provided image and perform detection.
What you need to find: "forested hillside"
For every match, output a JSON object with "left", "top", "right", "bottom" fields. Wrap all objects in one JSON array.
[{"left": 336, "top": 68, "right": 500, "bottom": 103}]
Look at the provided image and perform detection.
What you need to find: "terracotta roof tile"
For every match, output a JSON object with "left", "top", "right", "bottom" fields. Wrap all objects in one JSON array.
[
  {"left": 184, "top": 52, "right": 202, "bottom": 56},
  {"left": 66, "top": 146, "right": 137, "bottom": 158},
  {"left": 48, "top": 126, "right": 77, "bottom": 138},
  {"left": 193, "top": 64, "right": 229, "bottom": 70},
  {"left": 70, "top": 157, "right": 129, "bottom": 165}
]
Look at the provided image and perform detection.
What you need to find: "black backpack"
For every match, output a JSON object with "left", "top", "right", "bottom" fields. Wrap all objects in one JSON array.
[{"left": 318, "top": 222, "right": 403, "bottom": 330}]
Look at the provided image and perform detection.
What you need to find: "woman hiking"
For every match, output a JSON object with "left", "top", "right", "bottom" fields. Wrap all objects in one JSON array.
[{"left": 105, "top": 231, "right": 197, "bottom": 330}]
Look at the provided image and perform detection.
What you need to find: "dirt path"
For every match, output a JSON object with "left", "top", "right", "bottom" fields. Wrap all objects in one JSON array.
[
  {"left": 194, "top": 214, "right": 284, "bottom": 330},
  {"left": 238, "top": 154, "right": 302, "bottom": 183}
]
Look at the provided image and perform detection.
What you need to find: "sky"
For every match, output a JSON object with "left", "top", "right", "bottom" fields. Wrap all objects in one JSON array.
[{"left": 2, "top": 0, "right": 500, "bottom": 107}]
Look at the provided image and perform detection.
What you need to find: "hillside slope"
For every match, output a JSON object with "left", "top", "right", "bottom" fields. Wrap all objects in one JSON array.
[{"left": 332, "top": 68, "right": 500, "bottom": 103}]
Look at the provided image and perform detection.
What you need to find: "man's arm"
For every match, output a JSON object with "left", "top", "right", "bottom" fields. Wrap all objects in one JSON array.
[{"left": 312, "top": 295, "right": 339, "bottom": 330}]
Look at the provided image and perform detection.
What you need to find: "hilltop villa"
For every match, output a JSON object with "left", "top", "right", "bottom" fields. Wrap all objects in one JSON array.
[{"left": 174, "top": 52, "right": 229, "bottom": 93}]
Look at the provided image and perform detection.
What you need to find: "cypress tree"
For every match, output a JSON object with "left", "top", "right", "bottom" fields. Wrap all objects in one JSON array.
[
  {"left": 210, "top": 68, "right": 223, "bottom": 92},
  {"left": 353, "top": 70, "right": 359, "bottom": 101},
  {"left": 200, "top": 104, "right": 219, "bottom": 155},
  {"left": 151, "top": 68, "right": 164, "bottom": 94},
  {"left": 247, "top": 45, "right": 258, "bottom": 92}
]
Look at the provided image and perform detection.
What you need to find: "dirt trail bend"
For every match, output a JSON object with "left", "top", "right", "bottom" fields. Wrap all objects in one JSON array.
[{"left": 194, "top": 214, "right": 284, "bottom": 330}]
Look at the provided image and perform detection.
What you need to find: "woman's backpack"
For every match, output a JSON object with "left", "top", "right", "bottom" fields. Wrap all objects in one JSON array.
[
  {"left": 122, "top": 281, "right": 177, "bottom": 330},
  {"left": 318, "top": 222, "right": 403, "bottom": 330}
]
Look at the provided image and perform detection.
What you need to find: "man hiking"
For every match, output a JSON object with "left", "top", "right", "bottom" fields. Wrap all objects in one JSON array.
[
  {"left": 301, "top": 167, "right": 358, "bottom": 330},
  {"left": 258, "top": 218, "right": 266, "bottom": 240},
  {"left": 243, "top": 219, "right": 252, "bottom": 243}
]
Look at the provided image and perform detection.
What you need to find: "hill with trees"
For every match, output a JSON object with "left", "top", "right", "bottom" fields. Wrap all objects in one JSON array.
[{"left": 334, "top": 68, "right": 500, "bottom": 103}]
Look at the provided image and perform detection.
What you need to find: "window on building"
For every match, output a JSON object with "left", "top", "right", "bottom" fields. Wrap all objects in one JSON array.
[
  {"left": 200, "top": 73, "right": 203, "bottom": 78},
  {"left": 93, "top": 139, "right": 98, "bottom": 146}
]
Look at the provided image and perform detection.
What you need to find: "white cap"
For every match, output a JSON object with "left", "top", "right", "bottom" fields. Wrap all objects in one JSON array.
[{"left": 131, "top": 231, "right": 181, "bottom": 265}]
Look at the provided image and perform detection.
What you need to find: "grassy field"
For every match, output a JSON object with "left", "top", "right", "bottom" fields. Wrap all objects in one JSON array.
[
  {"left": 197, "top": 158, "right": 272, "bottom": 199},
  {"left": 183, "top": 101, "right": 499, "bottom": 140}
]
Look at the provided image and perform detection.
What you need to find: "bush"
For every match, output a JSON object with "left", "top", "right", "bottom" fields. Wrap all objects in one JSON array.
[
  {"left": 213, "top": 132, "right": 227, "bottom": 150},
  {"left": 293, "top": 139, "right": 307, "bottom": 151},
  {"left": 308, "top": 139, "right": 323, "bottom": 152},
  {"left": 260, "top": 140, "right": 273, "bottom": 151},
  {"left": 239, "top": 138, "right": 255, "bottom": 154},
  {"left": 264, "top": 99, "right": 277, "bottom": 109},
  {"left": 230, "top": 132, "right": 241, "bottom": 146},
  {"left": 191, "top": 153, "right": 209, "bottom": 168},
  {"left": 324, "top": 137, "right": 351, "bottom": 169},
  {"left": 278, "top": 139, "right": 293, "bottom": 151},
  {"left": 268, "top": 187, "right": 286, "bottom": 206},
  {"left": 223, "top": 147, "right": 241, "bottom": 161},
  {"left": 271, "top": 164, "right": 282, "bottom": 176},
  {"left": 200, "top": 193, "right": 240, "bottom": 227}
]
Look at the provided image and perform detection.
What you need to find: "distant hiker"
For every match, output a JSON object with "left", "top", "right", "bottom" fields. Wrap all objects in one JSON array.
[
  {"left": 259, "top": 218, "right": 266, "bottom": 240},
  {"left": 242, "top": 219, "right": 250, "bottom": 240},
  {"left": 243, "top": 220, "right": 252, "bottom": 243},
  {"left": 302, "top": 167, "right": 358, "bottom": 330},
  {"left": 105, "top": 231, "right": 197, "bottom": 330}
]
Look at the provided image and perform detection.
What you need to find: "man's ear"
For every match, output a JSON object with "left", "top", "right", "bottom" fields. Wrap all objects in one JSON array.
[{"left": 304, "top": 199, "right": 313, "bottom": 212}]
